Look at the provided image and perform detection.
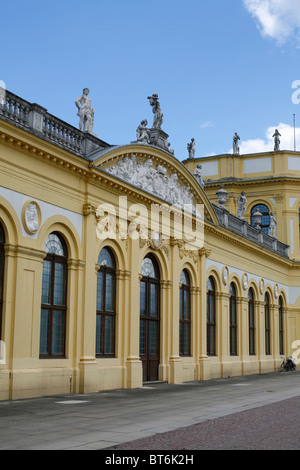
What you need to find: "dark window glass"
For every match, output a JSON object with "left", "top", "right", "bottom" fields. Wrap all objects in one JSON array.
[
  {"left": 40, "top": 233, "right": 67, "bottom": 358},
  {"left": 248, "top": 288, "right": 255, "bottom": 355},
  {"left": 207, "top": 277, "right": 216, "bottom": 356},
  {"left": 265, "top": 293, "right": 271, "bottom": 355},
  {"left": 96, "top": 247, "right": 116, "bottom": 357},
  {"left": 279, "top": 296, "right": 284, "bottom": 355},
  {"left": 251, "top": 204, "right": 270, "bottom": 234},
  {"left": 179, "top": 270, "right": 191, "bottom": 356},
  {"left": 229, "top": 283, "right": 237, "bottom": 356},
  {"left": 140, "top": 255, "right": 160, "bottom": 382},
  {"left": 0, "top": 223, "right": 5, "bottom": 340}
]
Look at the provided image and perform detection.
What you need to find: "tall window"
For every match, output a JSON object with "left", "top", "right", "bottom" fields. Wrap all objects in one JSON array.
[
  {"left": 248, "top": 288, "right": 255, "bottom": 355},
  {"left": 207, "top": 277, "right": 216, "bottom": 356},
  {"left": 40, "top": 233, "right": 68, "bottom": 358},
  {"left": 140, "top": 255, "right": 160, "bottom": 382},
  {"left": 0, "top": 223, "right": 5, "bottom": 341},
  {"left": 264, "top": 293, "right": 271, "bottom": 355},
  {"left": 96, "top": 247, "right": 116, "bottom": 357},
  {"left": 251, "top": 204, "right": 270, "bottom": 234},
  {"left": 229, "top": 283, "right": 238, "bottom": 356},
  {"left": 179, "top": 270, "right": 191, "bottom": 356},
  {"left": 279, "top": 296, "right": 284, "bottom": 356}
]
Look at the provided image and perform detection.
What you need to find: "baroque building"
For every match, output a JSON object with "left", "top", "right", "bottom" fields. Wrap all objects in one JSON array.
[{"left": 0, "top": 89, "right": 299, "bottom": 400}]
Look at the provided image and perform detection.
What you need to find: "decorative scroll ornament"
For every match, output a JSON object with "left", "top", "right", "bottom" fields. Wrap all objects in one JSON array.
[{"left": 105, "top": 155, "right": 194, "bottom": 209}]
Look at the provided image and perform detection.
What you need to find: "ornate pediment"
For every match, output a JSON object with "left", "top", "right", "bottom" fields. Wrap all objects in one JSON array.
[{"left": 104, "top": 154, "right": 195, "bottom": 209}]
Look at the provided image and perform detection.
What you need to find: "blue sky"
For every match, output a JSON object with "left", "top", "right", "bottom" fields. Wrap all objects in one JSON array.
[{"left": 2, "top": 0, "right": 300, "bottom": 160}]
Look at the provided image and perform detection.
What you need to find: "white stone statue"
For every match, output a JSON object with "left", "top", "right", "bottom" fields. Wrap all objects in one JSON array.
[
  {"left": 237, "top": 191, "right": 247, "bottom": 219},
  {"left": 193, "top": 164, "right": 205, "bottom": 189},
  {"left": 136, "top": 120, "right": 151, "bottom": 144},
  {"left": 273, "top": 129, "right": 281, "bottom": 151},
  {"left": 233, "top": 133, "right": 240, "bottom": 155},
  {"left": 269, "top": 212, "right": 277, "bottom": 238},
  {"left": 75, "top": 88, "right": 95, "bottom": 133},
  {"left": 187, "top": 138, "right": 196, "bottom": 159},
  {"left": 147, "top": 94, "right": 163, "bottom": 129}
]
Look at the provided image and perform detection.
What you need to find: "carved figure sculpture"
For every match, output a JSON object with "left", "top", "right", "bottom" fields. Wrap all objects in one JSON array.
[
  {"left": 237, "top": 191, "right": 247, "bottom": 219},
  {"left": 233, "top": 133, "right": 240, "bottom": 155},
  {"left": 75, "top": 88, "right": 95, "bottom": 133},
  {"left": 106, "top": 155, "right": 195, "bottom": 209},
  {"left": 269, "top": 212, "right": 277, "bottom": 238},
  {"left": 273, "top": 129, "right": 281, "bottom": 151},
  {"left": 193, "top": 164, "right": 205, "bottom": 189},
  {"left": 147, "top": 94, "right": 163, "bottom": 129},
  {"left": 136, "top": 120, "right": 151, "bottom": 144},
  {"left": 187, "top": 138, "right": 196, "bottom": 159}
]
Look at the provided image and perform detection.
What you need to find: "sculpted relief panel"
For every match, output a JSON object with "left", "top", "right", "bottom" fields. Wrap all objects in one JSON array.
[{"left": 105, "top": 155, "right": 195, "bottom": 209}]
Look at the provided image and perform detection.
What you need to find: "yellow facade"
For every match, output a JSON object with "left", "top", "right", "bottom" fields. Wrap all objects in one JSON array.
[{"left": 0, "top": 92, "right": 299, "bottom": 400}]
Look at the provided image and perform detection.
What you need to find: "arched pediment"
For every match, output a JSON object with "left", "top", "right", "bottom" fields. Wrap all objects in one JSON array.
[{"left": 91, "top": 144, "right": 218, "bottom": 224}]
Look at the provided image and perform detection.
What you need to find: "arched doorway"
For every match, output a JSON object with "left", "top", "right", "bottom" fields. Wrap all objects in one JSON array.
[{"left": 140, "top": 254, "right": 160, "bottom": 382}]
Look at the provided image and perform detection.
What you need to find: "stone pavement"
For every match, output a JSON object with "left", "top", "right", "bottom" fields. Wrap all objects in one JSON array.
[{"left": 0, "top": 371, "right": 299, "bottom": 450}]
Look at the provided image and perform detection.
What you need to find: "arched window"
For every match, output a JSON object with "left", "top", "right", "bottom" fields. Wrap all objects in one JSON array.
[
  {"left": 40, "top": 233, "right": 68, "bottom": 358},
  {"left": 140, "top": 255, "right": 160, "bottom": 382},
  {"left": 207, "top": 277, "right": 216, "bottom": 356},
  {"left": 179, "top": 270, "right": 191, "bottom": 357},
  {"left": 248, "top": 288, "right": 255, "bottom": 355},
  {"left": 264, "top": 293, "right": 271, "bottom": 355},
  {"left": 251, "top": 204, "right": 270, "bottom": 234},
  {"left": 96, "top": 247, "right": 116, "bottom": 357},
  {"left": 229, "top": 283, "right": 237, "bottom": 356},
  {"left": 279, "top": 296, "right": 284, "bottom": 356},
  {"left": 0, "top": 223, "right": 5, "bottom": 340}
]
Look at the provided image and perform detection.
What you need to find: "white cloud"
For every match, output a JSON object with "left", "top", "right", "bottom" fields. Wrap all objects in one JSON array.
[
  {"left": 228, "top": 123, "right": 300, "bottom": 154},
  {"left": 243, "top": 0, "right": 300, "bottom": 45},
  {"left": 200, "top": 121, "right": 213, "bottom": 129}
]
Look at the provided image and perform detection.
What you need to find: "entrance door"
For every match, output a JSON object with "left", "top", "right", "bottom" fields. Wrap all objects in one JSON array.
[{"left": 140, "top": 255, "right": 160, "bottom": 382}]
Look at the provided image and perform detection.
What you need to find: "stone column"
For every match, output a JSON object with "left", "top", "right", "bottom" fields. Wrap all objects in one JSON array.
[
  {"left": 78, "top": 204, "right": 99, "bottom": 393},
  {"left": 125, "top": 238, "right": 143, "bottom": 388},
  {"left": 198, "top": 248, "right": 211, "bottom": 380}
]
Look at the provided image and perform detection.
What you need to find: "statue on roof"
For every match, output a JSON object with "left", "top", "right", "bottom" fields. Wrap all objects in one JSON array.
[
  {"left": 269, "top": 212, "right": 277, "bottom": 238},
  {"left": 237, "top": 191, "right": 247, "bottom": 219},
  {"left": 147, "top": 94, "right": 163, "bottom": 129},
  {"left": 193, "top": 164, "right": 205, "bottom": 189},
  {"left": 273, "top": 129, "right": 281, "bottom": 151},
  {"left": 136, "top": 119, "right": 151, "bottom": 144},
  {"left": 187, "top": 138, "right": 196, "bottom": 159},
  {"left": 233, "top": 133, "right": 240, "bottom": 155},
  {"left": 75, "top": 88, "right": 95, "bottom": 134}
]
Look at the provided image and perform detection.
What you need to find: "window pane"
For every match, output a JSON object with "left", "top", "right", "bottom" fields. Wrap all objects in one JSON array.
[
  {"left": 140, "top": 281, "right": 146, "bottom": 316},
  {"left": 184, "top": 290, "right": 190, "bottom": 320},
  {"left": 150, "top": 283, "right": 159, "bottom": 317},
  {"left": 44, "top": 233, "right": 66, "bottom": 256},
  {"left": 98, "top": 247, "right": 115, "bottom": 269},
  {"left": 179, "top": 288, "right": 183, "bottom": 320},
  {"left": 39, "top": 309, "right": 49, "bottom": 355},
  {"left": 184, "top": 323, "right": 190, "bottom": 355},
  {"left": 105, "top": 273, "right": 115, "bottom": 311},
  {"left": 41, "top": 260, "right": 52, "bottom": 304},
  {"left": 52, "top": 310, "right": 65, "bottom": 355},
  {"left": 210, "top": 294, "right": 215, "bottom": 323},
  {"left": 104, "top": 316, "right": 114, "bottom": 354},
  {"left": 139, "top": 319, "right": 145, "bottom": 355},
  {"left": 97, "top": 271, "right": 104, "bottom": 311},
  {"left": 149, "top": 321, "right": 158, "bottom": 355},
  {"left": 96, "top": 314, "right": 102, "bottom": 355},
  {"left": 53, "top": 263, "right": 66, "bottom": 306}
]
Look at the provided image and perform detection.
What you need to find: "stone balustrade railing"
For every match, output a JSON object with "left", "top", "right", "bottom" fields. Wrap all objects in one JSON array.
[
  {"left": 213, "top": 205, "right": 289, "bottom": 258},
  {"left": 0, "top": 90, "right": 109, "bottom": 156}
]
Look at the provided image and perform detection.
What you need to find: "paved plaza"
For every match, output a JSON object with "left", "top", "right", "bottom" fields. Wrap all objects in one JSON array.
[{"left": 0, "top": 371, "right": 299, "bottom": 450}]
